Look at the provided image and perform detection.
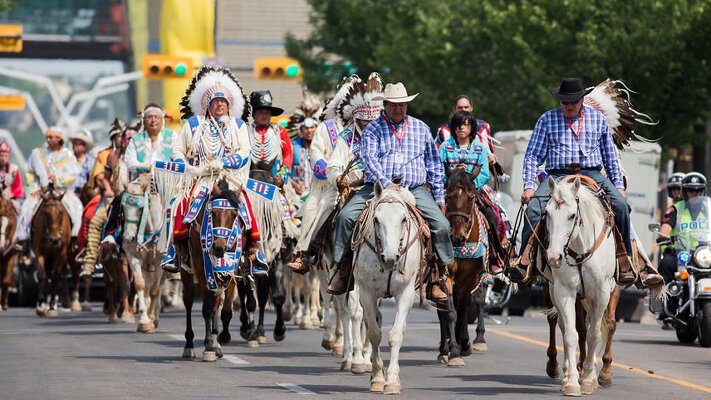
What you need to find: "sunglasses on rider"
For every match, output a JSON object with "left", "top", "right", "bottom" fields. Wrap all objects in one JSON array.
[
  {"left": 687, "top": 188, "right": 704, "bottom": 193},
  {"left": 562, "top": 99, "right": 582, "bottom": 106}
]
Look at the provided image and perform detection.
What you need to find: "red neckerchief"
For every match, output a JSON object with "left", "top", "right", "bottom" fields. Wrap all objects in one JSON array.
[
  {"left": 565, "top": 110, "right": 585, "bottom": 137},
  {"left": 383, "top": 115, "right": 407, "bottom": 141}
]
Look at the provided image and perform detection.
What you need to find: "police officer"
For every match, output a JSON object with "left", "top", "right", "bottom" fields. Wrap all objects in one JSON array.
[{"left": 657, "top": 172, "right": 707, "bottom": 284}]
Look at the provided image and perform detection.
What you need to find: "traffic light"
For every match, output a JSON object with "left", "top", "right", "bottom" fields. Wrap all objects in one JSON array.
[
  {"left": 142, "top": 55, "right": 194, "bottom": 79},
  {"left": 254, "top": 57, "right": 302, "bottom": 81}
]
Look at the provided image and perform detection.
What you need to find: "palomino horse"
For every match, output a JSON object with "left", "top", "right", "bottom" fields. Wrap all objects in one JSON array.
[
  {"left": 122, "top": 173, "right": 164, "bottom": 332},
  {"left": 440, "top": 167, "right": 487, "bottom": 367},
  {"left": 181, "top": 177, "right": 243, "bottom": 361},
  {"left": 237, "top": 162, "right": 290, "bottom": 347},
  {"left": 32, "top": 185, "right": 71, "bottom": 317},
  {"left": 352, "top": 184, "right": 427, "bottom": 395},
  {"left": 541, "top": 176, "right": 616, "bottom": 396},
  {"left": 0, "top": 197, "right": 18, "bottom": 310}
]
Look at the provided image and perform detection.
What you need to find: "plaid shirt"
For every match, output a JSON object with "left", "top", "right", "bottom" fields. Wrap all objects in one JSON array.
[
  {"left": 362, "top": 114, "right": 445, "bottom": 204},
  {"left": 523, "top": 105, "right": 623, "bottom": 190}
]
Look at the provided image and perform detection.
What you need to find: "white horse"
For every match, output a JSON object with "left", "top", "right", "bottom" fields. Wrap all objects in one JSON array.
[
  {"left": 543, "top": 177, "right": 616, "bottom": 396},
  {"left": 353, "top": 184, "right": 425, "bottom": 395},
  {"left": 122, "top": 174, "right": 165, "bottom": 333}
]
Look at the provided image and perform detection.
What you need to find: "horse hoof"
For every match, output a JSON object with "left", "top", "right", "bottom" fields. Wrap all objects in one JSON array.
[
  {"left": 547, "top": 362, "right": 561, "bottom": 379},
  {"left": 331, "top": 345, "right": 343, "bottom": 357},
  {"left": 321, "top": 339, "right": 333, "bottom": 351},
  {"left": 300, "top": 320, "right": 315, "bottom": 330},
  {"left": 562, "top": 384, "right": 582, "bottom": 397},
  {"left": 437, "top": 355, "right": 449, "bottom": 364},
  {"left": 153, "top": 320, "right": 159, "bottom": 329},
  {"left": 471, "top": 342, "right": 488, "bottom": 352},
  {"left": 137, "top": 323, "right": 155, "bottom": 333},
  {"left": 340, "top": 360, "right": 351, "bottom": 371},
  {"left": 383, "top": 380, "right": 401, "bottom": 395},
  {"left": 202, "top": 351, "right": 218, "bottom": 362},
  {"left": 257, "top": 335, "right": 268, "bottom": 345},
  {"left": 282, "top": 308, "right": 292, "bottom": 322},
  {"left": 351, "top": 363, "right": 370, "bottom": 375},
  {"left": 108, "top": 315, "right": 117, "bottom": 324},
  {"left": 597, "top": 374, "right": 612, "bottom": 388},
  {"left": 121, "top": 315, "right": 136, "bottom": 324},
  {"left": 247, "top": 340, "right": 259, "bottom": 348},
  {"left": 581, "top": 380, "right": 596, "bottom": 395},
  {"left": 294, "top": 316, "right": 302, "bottom": 326},
  {"left": 46, "top": 309, "right": 59, "bottom": 318},
  {"left": 240, "top": 330, "right": 249, "bottom": 340},
  {"left": 35, "top": 309, "right": 46, "bottom": 317},
  {"left": 182, "top": 348, "right": 196, "bottom": 359},
  {"left": 274, "top": 331, "right": 286, "bottom": 342},
  {"left": 81, "top": 302, "right": 92, "bottom": 312},
  {"left": 71, "top": 302, "right": 82, "bottom": 312},
  {"left": 447, "top": 357, "right": 465, "bottom": 367},
  {"left": 218, "top": 331, "right": 232, "bottom": 344},
  {"left": 369, "top": 381, "right": 385, "bottom": 393}
]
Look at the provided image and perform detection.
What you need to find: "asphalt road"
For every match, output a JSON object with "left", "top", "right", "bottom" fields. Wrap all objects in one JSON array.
[{"left": 1, "top": 299, "right": 709, "bottom": 400}]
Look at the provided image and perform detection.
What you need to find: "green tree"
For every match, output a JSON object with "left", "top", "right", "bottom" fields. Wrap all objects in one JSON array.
[{"left": 287, "top": 0, "right": 710, "bottom": 145}]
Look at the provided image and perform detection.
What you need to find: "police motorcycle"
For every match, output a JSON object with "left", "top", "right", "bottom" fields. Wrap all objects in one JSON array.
[{"left": 649, "top": 195, "right": 711, "bottom": 347}]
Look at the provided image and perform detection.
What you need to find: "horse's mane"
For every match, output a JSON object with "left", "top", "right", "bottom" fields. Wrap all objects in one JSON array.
[
  {"left": 213, "top": 178, "right": 241, "bottom": 209},
  {"left": 554, "top": 179, "right": 606, "bottom": 223},
  {"left": 447, "top": 168, "right": 476, "bottom": 191}
]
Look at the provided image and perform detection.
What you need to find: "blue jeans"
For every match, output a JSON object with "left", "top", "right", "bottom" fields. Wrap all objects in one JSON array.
[
  {"left": 520, "top": 170, "right": 631, "bottom": 256},
  {"left": 332, "top": 183, "right": 454, "bottom": 266}
]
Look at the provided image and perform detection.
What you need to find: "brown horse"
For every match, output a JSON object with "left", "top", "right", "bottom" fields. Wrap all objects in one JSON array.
[
  {"left": 544, "top": 281, "right": 619, "bottom": 387},
  {"left": 179, "top": 177, "right": 244, "bottom": 361},
  {"left": 97, "top": 241, "right": 134, "bottom": 324},
  {"left": 438, "top": 167, "right": 487, "bottom": 367},
  {"left": 0, "top": 197, "right": 18, "bottom": 310},
  {"left": 32, "top": 185, "right": 72, "bottom": 317}
]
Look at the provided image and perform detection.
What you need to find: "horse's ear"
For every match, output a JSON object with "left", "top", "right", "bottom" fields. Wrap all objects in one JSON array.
[
  {"left": 547, "top": 176, "right": 556, "bottom": 192},
  {"left": 374, "top": 181, "right": 383, "bottom": 198},
  {"left": 573, "top": 177, "right": 581, "bottom": 194}
]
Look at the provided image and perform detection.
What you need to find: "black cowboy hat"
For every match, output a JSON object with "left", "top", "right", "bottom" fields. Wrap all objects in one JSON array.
[
  {"left": 249, "top": 90, "right": 284, "bottom": 116},
  {"left": 549, "top": 78, "right": 594, "bottom": 103}
]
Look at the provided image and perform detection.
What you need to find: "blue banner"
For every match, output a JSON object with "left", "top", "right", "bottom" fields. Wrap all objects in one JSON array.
[{"left": 244, "top": 178, "right": 277, "bottom": 201}]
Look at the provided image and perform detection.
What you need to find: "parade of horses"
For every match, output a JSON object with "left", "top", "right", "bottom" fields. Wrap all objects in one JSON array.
[{"left": 0, "top": 1, "right": 709, "bottom": 399}]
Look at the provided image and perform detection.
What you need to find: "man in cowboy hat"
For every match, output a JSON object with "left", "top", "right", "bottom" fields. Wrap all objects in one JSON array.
[
  {"left": 69, "top": 129, "right": 95, "bottom": 197},
  {"left": 249, "top": 90, "right": 294, "bottom": 184},
  {"left": 327, "top": 82, "right": 453, "bottom": 298},
  {"left": 510, "top": 77, "right": 636, "bottom": 285}
]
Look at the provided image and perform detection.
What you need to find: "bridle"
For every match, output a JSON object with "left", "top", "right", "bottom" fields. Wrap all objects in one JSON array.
[
  {"left": 446, "top": 187, "right": 476, "bottom": 240},
  {"left": 370, "top": 195, "right": 420, "bottom": 266}
]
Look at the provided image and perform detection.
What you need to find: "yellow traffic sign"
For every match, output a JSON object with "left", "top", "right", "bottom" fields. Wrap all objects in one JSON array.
[
  {"left": 0, "top": 25, "right": 23, "bottom": 53},
  {"left": 0, "top": 94, "right": 25, "bottom": 110}
]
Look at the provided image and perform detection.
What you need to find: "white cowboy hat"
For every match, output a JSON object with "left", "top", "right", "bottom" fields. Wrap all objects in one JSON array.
[
  {"left": 372, "top": 82, "right": 418, "bottom": 103},
  {"left": 68, "top": 129, "right": 94, "bottom": 149}
]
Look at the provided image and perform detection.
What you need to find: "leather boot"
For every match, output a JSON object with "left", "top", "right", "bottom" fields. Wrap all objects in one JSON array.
[
  {"left": 286, "top": 252, "right": 310, "bottom": 275},
  {"left": 427, "top": 265, "right": 448, "bottom": 301},
  {"left": 616, "top": 253, "right": 636, "bottom": 286},
  {"left": 640, "top": 265, "right": 664, "bottom": 287},
  {"left": 326, "top": 252, "right": 354, "bottom": 295}
]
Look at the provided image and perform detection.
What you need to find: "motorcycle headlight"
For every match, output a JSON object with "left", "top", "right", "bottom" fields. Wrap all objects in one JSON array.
[{"left": 693, "top": 246, "right": 711, "bottom": 268}]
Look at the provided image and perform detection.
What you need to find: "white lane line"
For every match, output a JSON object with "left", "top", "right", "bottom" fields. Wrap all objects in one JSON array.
[
  {"left": 223, "top": 355, "right": 249, "bottom": 365},
  {"left": 277, "top": 382, "right": 315, "bottom": 395},
  {"left": 169, "top": 334, "right": 184, "bottom": 341}
]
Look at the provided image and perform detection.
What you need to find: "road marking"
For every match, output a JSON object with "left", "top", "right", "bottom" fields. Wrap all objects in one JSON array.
[
  {"left": 223, "top": 355, "right": 249, "bottom": 365},
  {"left": 169, "top": 334, "right": 184, "bottom": 341},
  {"left": 489, "top": 328, "right": 711, "bottom": 395},
  {"left": 277, "top": 382, "right": 315, "bottom": 395}
]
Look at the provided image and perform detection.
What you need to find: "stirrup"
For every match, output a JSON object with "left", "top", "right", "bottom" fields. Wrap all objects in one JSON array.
[
  {"left": 160, "top": 245, "right": 180, "bottom": 273},
  {"left": 250, "top": 249, "right": 269, "bottom": 276}
]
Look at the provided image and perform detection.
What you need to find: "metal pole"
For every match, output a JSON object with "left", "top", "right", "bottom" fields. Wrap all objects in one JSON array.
[{"left": 0, "top": 86, "right": 48, "bottom": 134}]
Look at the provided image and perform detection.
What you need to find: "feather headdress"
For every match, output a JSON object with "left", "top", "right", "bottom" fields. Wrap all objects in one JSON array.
[
  {"left": 339, "top": 72, "right": 384, "bottom": 124},
  {"left": 584, "top": 79, "right": 657, "bottom": 149},
  {"left": 179, "top": 66, "right": 250, "bottom": 121},
  {"left": 287, "top": 87, "right": 325, "bottom": 135},
  {"left": 323, "top": 75, "right": 361, "bottom": 126}
]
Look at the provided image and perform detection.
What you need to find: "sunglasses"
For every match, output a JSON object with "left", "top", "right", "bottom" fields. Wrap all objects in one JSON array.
[
  {"left": 687, "top": 188, "right": 704, "bottom": 193},
  {"left": 562, "top": 99, "right": 581, "bottom": 106}
]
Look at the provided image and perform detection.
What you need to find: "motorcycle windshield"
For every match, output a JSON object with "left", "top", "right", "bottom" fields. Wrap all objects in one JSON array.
[{"left": 678, "top": 196, "right": 711, "bottom": 247}]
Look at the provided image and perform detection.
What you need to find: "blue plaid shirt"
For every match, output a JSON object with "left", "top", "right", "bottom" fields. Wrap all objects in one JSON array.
[
  {"left": 523, "top": 105, "right": 623, "bottom": 190},
  {"left": 362, "top": 115, "right": 445, "bottom": 204}
]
